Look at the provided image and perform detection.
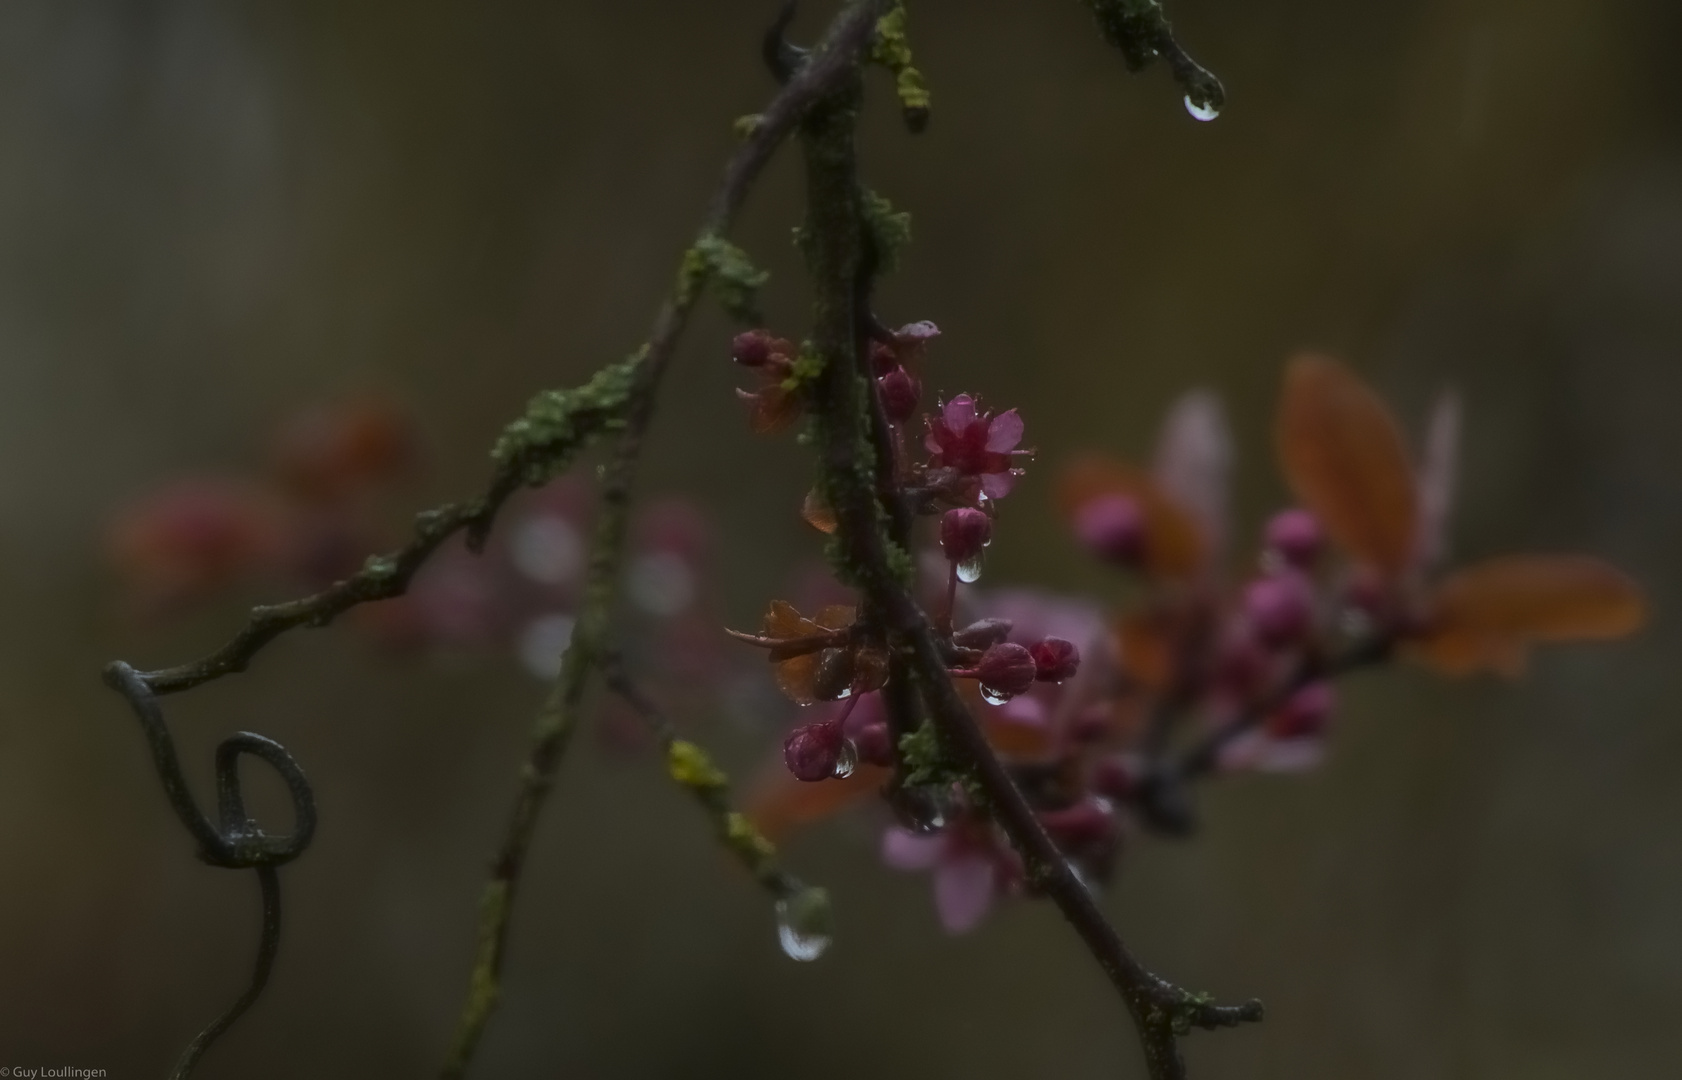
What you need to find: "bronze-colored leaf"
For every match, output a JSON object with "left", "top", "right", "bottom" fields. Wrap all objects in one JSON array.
[
  {"left": 774, "top": 653, "right": 822, "bottom": 704},
  {"left": 1057, "top": 456, "right": 1207, "bottom": 579},
  {"left": 763, "top": 599, "right": 818, "bottom": 639},
  {"left": 750, "top": 385, "right": 803, "bottom": 435},
  {"left": 802, "top": 488, "right": 838, "bottom": 534},
  {"left": 1115, "top": 612, "right": 1176, "bottom": 693},
  {"left": 1276, "top": 354, "right": 1418, "bottom": 578},
  {"left": 1413, "top": 554, "right": 1646, "bottom": 676}
]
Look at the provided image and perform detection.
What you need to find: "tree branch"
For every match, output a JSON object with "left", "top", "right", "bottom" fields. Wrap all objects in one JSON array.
[
  {"left": 438, "top": 5, "right": 893, "bottom": 1075},
  {"left": 793, "top": 22, "right": 1257, "bottom": 1079},
  {"left": 601, "top": 653, "right": 812, "bottom": 903}
]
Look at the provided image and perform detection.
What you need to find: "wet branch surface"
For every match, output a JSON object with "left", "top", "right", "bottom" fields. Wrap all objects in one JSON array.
[
  {"left": 98, "top": 2, "right": 1260, "bottom": 1078},
  {"left": 793, "top": 33, "right": 1257, "bottom": 1080},
  {"left": 438, "top": 4, "right": 892, "bottom": 1076}
]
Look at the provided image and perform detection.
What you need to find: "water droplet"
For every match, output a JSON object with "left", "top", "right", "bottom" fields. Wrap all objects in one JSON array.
[
  {"left": 1184, "top": 95, "right": 1220, "bottom": 122},
  {"left": 980, "top": 685, "right": 1011, "bottom": 706},
  {"left": 906, "top": 804, "right": 946, "bottom": 834},
  {"left": 831, "top": 738, "right": 858, "bottom": 779},
  {"left": 956, "top": 554, "right": 984, "bottom": 584},
  {"left": 891, "top": 785, "right": 949, "bottom": 834},
  {"left": 775, "top": 888, "right": 834, "bottom": 962}
]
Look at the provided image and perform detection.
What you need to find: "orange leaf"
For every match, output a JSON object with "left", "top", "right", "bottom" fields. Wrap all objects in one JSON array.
[
  {"left": 744, "top": 760, "right": 890, "bottom": 841},
  {"left": 763, "top": 599, "right": 818, "bottom": 639},
  {"left": 1115, "top": 611, "right": 1176, "bottom": 693},
  {"left": 982, "top": 711, "right": 1056, "bottom": 759},
  {"left": 1057, "top": 457, "right": 1207, "bottom": 579},
  {"left": 750, "top": 385, "right": 803, "bottom": 435},
  {"left": 1413, "top": 554, "right": 1646, "bottom": 676},
  {"left": 802, "top": 489, "right": 838, "bottom": 534},
  {"left": 1276, "top": 355, "right": 1418, "bottom": 578}
]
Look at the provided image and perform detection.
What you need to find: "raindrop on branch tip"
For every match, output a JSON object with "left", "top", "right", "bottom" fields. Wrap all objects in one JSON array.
[
  {"left": 1184, "top": 96, "right": 1220, "bottom": 122},
  {"left": 775, "top": 888, "right": 834, "bottom": 962},
  {"left": 956, "top": 555, "right": 984, "bottom": 584},
  {"left": 980, "top": 685, "right": 1011, "bottom": 706}
]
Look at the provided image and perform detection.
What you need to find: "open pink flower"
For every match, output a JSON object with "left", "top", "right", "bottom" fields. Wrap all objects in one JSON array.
[
  {"left": 924, "top": 395, "right": 1030, "bottom": 501},
  {"left": 881, "top": 819, "right": 1020, "bottom": 934}
]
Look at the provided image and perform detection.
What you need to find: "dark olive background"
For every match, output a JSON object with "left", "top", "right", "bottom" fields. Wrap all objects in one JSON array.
[{"left": 3, "top": 1, "right": 1681, "bottom": 1076}]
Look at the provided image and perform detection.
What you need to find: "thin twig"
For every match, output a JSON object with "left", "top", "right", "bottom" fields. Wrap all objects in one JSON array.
[
  {"left": 437, "top": 6, "right": 893, "bottom": 1075},
  {"left": 169, "top": 867, "right": 282, "bottom": 1080},
  {"left": 102, "top": 662, "right": 311, "bottom": 1078},
  {"left": 601, "top": 652, "right": 807, "bottom": 901},
  {"left": 794, "top": 31, "right": 1257, "bottom": 1079},
  {"left": 1175, "top": 635, "right": 1395, "bottom": 780}
]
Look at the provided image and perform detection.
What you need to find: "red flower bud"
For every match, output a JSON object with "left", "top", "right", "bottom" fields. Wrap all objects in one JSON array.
[
  {"left": 731, "top": 329, "right": 775, "bottom": 367},
  {"left": 877, "top": 366, "right": 922, "bottom": 423},
  {"left": 975, "top": 642, "right": 1036, "bottom": 701},
  {"left": 1073, "top": 494, "right": 1146, "bottom": 566},
  {"left": 1267, "top": 681, "right": 1336, "bottom": 739},
  {"left": 870, "top": 340, "right": 899, "bottom": 376},
  {"left": 939, "top": 507, "right": 992, "bottom": 566},
  {"left": 1243, "top": 573, "right": 1313, "bottom": 648},
  {"left": 1265, "top": 508, "right": 1324, "bottom": 568},
  {"left": 783, "top": 720, "right": 849, "bottom": 782},
  {"left": 1029, "top": 637, "right": 1081, "bottom": 682}
]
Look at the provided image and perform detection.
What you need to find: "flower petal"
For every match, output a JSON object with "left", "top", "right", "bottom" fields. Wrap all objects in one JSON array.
[
  {"left": 1152, "top": 390, "right": 1231, "bottom": 561},
  {"left": 934, "top": 851, "right": 996, "bottom": 934},
  {"left": 985, "top": 409, "right": 1024, "bottom": 452},
  {"left": 980, "top": 470, "right": 1018, "bottom": 500},
  {"left": 881, "top": 827, "right": 944, "bottom": 871},
  {"left": 943, "top": 395, "right": 977, "bottom": 430}
]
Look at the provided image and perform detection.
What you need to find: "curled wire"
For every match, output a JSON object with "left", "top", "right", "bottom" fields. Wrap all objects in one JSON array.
[{"left": 103, "top": 661, "right": 317, "bottom": 1079}]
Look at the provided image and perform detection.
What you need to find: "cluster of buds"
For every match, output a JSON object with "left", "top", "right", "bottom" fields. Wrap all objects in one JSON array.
[{"left": 737, "top": 344, "right": 1644, "bottom": 936}]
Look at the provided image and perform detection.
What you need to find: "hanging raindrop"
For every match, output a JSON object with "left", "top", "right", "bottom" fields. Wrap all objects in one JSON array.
[
  {"left": 830, "top": 738, "right": 858, "bottom": 780},
  {"left": 1184, "top": 95, "right": 1220, "bottom": 122},
  {"left": 775, "top": 887, "right": 835, "bottom": 962},
  {"left": 956, "top": 554, "right": 984, "bottom": 584},
  {"left": 980, "top": 685, "right": 1011, "bottom": 706}
]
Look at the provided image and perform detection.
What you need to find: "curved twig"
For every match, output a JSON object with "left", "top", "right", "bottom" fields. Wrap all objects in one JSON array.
[{"left": 103, "top": 661, "right": 314, "bottom": 1078}]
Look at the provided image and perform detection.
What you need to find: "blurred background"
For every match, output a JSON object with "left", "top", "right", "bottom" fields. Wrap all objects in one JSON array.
[{"left": 2, "top": 0, "right": 1680, "bottom": 1076}]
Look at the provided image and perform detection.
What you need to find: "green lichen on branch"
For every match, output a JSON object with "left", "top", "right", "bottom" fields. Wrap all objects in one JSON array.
[
  {"left": 899, "top": 719, "right": 964, "bottom": 789},
  {"left": 678, "top": 232, "right": 771, "bottom": 323},
  {"left": 870, "top": 2, "right": 930, "bottom": 131},
  {"left": 862, "top": 189, "right": 912, "bottom": 275},
  {"left": 667, "top": 739, "right": 729, "bottom": 792},
  {"left": 779, "top": 343, "right": 827, "bottom": 392},
  {"left": 491, "top": 351, "right": 642, "bottom": 485}
]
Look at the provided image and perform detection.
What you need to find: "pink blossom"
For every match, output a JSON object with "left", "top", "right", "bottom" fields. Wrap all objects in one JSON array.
[
  {"left": 924, "top": 394, "right": 1030, "bottom": 500},
  {"left": 881, "top": 822, "right": 1017, "bottom": 934}
]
